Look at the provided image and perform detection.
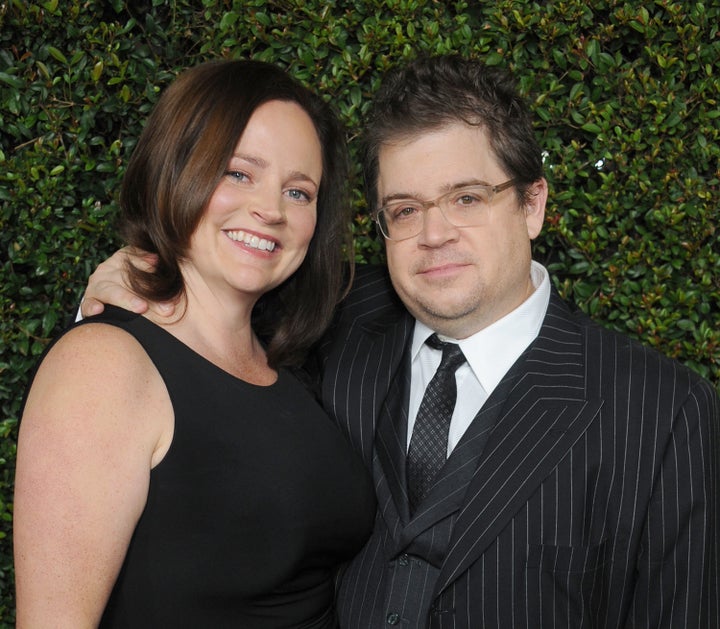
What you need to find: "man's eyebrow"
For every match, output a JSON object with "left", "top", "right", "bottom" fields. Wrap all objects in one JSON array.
[{"left": 379, "top": 180, "right": 491, "bottom": 205}]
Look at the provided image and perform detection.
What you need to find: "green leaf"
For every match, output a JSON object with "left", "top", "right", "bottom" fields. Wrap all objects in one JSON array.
[
  {"left": 47, "top": 45, "right": 68, "bottom": 64},
  {"left": 91, "top": 61, "right": 104, "bottom": 82},
  {"left": 0, "top": 72, "right": 23, "bottom": 88},
  {"left": 220, "top": 11, "right": 239, "bottom": 30},
  {"left": 581, "top": 122, "right": 602, "bottom": 134}
]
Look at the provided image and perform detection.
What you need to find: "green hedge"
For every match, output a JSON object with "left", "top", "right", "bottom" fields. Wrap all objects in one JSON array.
[{"left": 1, "top": 0, "right": 718, "bottom": 622}]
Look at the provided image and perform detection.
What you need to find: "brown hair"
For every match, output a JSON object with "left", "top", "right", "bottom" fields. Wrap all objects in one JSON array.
[
  {"left": 119, "top": 59, "right": 352, "bottom": 368},
  {"left": 362, "top": 54, "right": 544, "bottom": 213}
]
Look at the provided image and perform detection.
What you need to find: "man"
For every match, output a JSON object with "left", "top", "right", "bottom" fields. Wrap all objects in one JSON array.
[{"left": 82, "top": 55, "right": 719, "bottom": 627}]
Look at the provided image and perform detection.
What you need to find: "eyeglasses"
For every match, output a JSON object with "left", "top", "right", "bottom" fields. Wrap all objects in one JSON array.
[{"left": 372, "top": 180, "right": 516, "bottom": 241}]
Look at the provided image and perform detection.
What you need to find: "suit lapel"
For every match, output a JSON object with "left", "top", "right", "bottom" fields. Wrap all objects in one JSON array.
[
  {"left": 432, "top": 293, "right": 604, "bottom": 596},
  {"left": 321, "top": 307, "right": 412, "bottom": 467},
  {"left": 374, "top": 341, "right": 412, "bottom": 523}
]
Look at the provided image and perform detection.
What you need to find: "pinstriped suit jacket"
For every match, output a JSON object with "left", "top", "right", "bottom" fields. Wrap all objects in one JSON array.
[{"left": 317, "top": 265, "right": 720, "bottom": 628}]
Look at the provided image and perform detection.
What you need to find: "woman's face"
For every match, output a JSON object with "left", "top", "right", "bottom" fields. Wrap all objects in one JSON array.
[{"left": 187, "top": 100, "right": 322, "bottom": 302}]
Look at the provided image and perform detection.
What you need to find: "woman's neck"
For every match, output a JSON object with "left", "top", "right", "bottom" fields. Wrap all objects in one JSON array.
[{"left": 145, "top": 284, "right": 277, "bottom": 386}]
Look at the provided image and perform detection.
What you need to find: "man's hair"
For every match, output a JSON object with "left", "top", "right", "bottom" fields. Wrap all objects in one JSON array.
[
  {"left": 119, "top": 59, "right": 352, "bottom": 368},
  {"left": 361, "top": 54, "right": 544, "bottom": 212}
]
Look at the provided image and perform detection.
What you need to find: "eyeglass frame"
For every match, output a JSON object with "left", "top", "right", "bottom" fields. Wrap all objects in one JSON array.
[{"left": 372, "top": 179, "right": 517, "bottom": 241}]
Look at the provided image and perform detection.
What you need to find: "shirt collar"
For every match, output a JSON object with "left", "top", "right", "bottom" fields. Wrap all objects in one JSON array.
[{"left": 411, "top": 261, "right": 551, "bottom": 395}]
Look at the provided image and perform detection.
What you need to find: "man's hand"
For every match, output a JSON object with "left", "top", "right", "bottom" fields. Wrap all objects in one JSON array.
[{"left": 80, "top": 247, "right": 176, "bottom": 318}]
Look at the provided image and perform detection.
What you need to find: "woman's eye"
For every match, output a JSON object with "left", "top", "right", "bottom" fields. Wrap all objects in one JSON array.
[
  {"left": 225, "top": 170, "right": 249, "bottom": 182},
  {"left": 286, "top": 188, "right": 311, "bottom": 202}
]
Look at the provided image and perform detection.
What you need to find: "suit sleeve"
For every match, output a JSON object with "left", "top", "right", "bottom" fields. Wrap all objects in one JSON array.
[{"left": 629, "top": 378, "right": 720, "bottom": 628}]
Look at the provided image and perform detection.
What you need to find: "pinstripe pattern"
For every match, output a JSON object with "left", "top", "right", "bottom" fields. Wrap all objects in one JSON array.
[{"left": 319, "top": 265, "right": 720, "bottom": 628}]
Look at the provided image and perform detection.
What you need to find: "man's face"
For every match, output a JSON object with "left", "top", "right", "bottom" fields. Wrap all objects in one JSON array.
[{"left": 377, "top": 122, "right": 547, "bottom": 339}]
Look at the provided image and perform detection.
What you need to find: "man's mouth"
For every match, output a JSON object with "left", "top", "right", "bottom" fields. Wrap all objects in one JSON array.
[
  {"left": 417, "top": 261, "right": 469, "bottom": 276},
  {"left": 226, "top": 229, "right": 277, "bottom": 252}
]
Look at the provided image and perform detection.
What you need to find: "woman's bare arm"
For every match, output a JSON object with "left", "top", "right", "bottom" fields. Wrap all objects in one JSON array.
[{"left": 14, "top": 323, "right": 172, "bottom": 627}]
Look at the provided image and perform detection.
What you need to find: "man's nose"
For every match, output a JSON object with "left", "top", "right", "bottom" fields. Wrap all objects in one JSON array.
[{"left": 416, "top": 205, "right": 459, "bottom": 246}]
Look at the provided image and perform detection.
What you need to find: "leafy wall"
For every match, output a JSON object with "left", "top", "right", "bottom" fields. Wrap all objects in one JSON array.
[{"left": 1, "top": 0, "right": 718, "bottom": 623}]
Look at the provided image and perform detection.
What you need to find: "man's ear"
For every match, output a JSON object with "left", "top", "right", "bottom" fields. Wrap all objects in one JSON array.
[{"left": 525, "top": 178, "right": 548, "bottom": 240}]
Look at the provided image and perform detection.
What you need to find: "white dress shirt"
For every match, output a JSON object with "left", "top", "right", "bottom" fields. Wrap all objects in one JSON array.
[{"left": 407, "top": 261, "right": 551, "bottom": 455}]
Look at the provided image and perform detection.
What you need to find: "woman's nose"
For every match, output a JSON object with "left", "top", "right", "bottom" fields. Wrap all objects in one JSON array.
[{"left": 251, "top": 192, "right": 286, "bottom": 224}]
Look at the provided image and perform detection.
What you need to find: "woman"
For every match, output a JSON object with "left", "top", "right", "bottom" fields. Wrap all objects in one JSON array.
[{"left": 14, "top": 60, "right": 375, "bottom": 628}]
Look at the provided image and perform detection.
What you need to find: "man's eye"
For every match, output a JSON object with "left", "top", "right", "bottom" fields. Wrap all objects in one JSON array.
[
  {"left": 455, "top": 193, "right": 484, "bottom": 206},
  {"left": 391, "top": 205, "right": 420, "bottom": 220}
]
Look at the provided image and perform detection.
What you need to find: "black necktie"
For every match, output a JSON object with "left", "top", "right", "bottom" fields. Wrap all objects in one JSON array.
[{"left": 407, "top": 334, "right": 466, "bottom": 513}]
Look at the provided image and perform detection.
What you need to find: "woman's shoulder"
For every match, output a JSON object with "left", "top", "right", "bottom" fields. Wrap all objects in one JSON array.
[
  {"left": 28, "top": 312, "right": 159, "bottom": 411},
  {"left": 22, "top": 310, "right": 171, "bottom": 461},
  {"left": 55, "top": 309, "right": 149, "bottom": 363}
]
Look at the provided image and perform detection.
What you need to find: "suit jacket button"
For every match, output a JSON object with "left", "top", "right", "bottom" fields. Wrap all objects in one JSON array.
[
  {"left": 398, "top": 553, "right": 409, "bottom": 566},
  {"left": 387, "top": 612, "right": 400, "bottom": 625}
]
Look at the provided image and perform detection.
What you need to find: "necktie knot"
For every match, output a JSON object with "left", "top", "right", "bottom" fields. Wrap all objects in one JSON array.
[{"left": 426, "top": 334, "right": 465, "bottom": 374}]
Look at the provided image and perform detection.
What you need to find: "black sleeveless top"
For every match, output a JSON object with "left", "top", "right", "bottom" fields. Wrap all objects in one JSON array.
[{"left": 56, "top": 307, "right": 375, "bottom": 628}]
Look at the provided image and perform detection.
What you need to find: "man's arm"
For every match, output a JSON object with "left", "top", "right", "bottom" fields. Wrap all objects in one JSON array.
[
  {"left": 630, "top": 378, "right": 720, "bottom": 628},
  {"left": 80, "top": 247, "right": 175, "bottom": 318}
]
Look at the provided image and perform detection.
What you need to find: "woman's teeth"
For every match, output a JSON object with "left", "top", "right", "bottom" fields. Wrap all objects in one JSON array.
[{"left": 226, "top": 230, "right": 276, "bottom": 252}]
